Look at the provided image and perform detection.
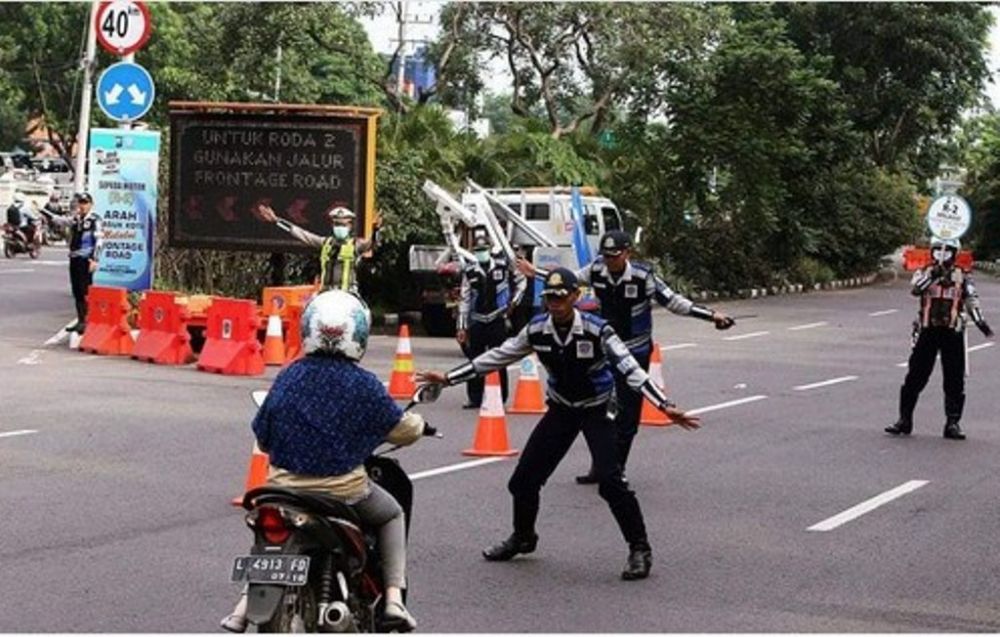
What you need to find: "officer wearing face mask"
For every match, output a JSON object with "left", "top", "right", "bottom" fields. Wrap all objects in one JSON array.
[
  {"left": 257, "top": 204, "right": 376, "bottom": 294},
  {"left": 456, "top": 234, "right": 527, "bottom": 409},
  {"left": 886, "top": 238, "right": 993, "bottom": 440}
]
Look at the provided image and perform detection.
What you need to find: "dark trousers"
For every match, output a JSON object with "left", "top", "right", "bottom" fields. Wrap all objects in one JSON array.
[
  {"left": 899, "top": 327, "right": 966, "bottom": 422},
  {"left": 507, "top": 404, "right": 649, "bottom": 548},
  {"left": 463, "top": 318, "right": 509, "bottom": 406},
  {"left": 584, "top": 347, "right": 652, "bottom": 474},
  {"left": 69, "top": 257, "right": 93, "bottom": 324}
]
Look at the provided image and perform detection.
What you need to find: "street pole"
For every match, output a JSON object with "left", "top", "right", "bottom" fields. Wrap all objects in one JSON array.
[
  {"left": 74, "top": 0, "right": 99, "bottom": 194},
  {"left": 274, "top": 43, "right": 282, "bottom": 103},
  {"left": 396, "top": 0, "right": 408, "bottom": 97}
]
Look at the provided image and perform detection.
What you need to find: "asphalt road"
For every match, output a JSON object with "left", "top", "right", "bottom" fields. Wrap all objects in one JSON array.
[{"left": 1, "top": 248, "right": 998, "bottom": 632}]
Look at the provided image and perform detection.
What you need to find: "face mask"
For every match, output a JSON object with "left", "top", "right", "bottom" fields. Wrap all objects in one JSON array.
[
  {"left": 475, "top": 251, "right": 490, "bottom": 264},
  {"left": 332, "top": 226, "right": 351, "bottom": 240}
]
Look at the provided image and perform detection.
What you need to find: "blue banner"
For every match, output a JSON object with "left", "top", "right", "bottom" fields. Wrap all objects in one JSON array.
[{"left": 88, "top": 128, "right": 161, "bottom": 291}]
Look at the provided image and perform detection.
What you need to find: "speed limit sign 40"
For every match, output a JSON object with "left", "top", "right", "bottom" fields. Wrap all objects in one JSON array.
[{"left": 95, "top": 0, "right": 152, "bottom": 56}]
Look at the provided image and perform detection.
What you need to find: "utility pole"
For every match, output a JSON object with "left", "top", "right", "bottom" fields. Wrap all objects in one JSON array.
[
  {"left": 274, "top": 43, "right": 282, "bottom": 103},
  {"left": 395, "top": 0, "right": 408, "bottom": 97},
  {"left": 74, "top": 0, "right": 99, "bottom": 194}
]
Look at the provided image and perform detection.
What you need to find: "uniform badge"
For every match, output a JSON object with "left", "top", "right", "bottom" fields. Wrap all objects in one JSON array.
[
  {"left": 492, "top": 269, "right": 504, "bottom": 281},
  {"left": 576, "top": 341, "right": 594, "bottom": 358},
  {"left": 603, "top": 237, "right": 615, "bottom": 250},
  {"left": 624, "top": 284, "right": 638, "bottom": 299}
]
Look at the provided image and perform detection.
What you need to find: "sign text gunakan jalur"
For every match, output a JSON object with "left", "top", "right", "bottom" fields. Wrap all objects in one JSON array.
[{"left": 168, "top": 103, "right": 380, "bottom": 253}]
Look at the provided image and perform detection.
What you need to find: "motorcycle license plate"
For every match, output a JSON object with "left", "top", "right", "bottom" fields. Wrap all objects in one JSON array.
[{"left": 231, "top": 555, "right": 310, "bottom": 586}]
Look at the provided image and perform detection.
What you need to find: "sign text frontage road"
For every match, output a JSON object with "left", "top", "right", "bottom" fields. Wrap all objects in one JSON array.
[
  {"left": 97, "top": 61, "right": 155, "bottom": 123},
  {"left": 168, "top": 104, "right": 380, "bottom": 253}
]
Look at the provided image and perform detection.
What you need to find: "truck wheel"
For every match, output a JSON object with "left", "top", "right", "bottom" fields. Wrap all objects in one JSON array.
[{"left": 421, "top": 304, "right": 455, "bottom": 337}]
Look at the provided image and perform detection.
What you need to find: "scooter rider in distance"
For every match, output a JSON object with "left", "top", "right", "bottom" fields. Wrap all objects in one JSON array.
[
  {"left": 886, "top": 238, "right": 993, "bottom": 440},
  {"left": 221, "top": 290, "right": 426, "bottom": 632},
  {"left": 257, "top": 203, "right": 376, "bottom": 294},
  {"left": 418, "top": 268, "right": 701, "bottom": 581}
]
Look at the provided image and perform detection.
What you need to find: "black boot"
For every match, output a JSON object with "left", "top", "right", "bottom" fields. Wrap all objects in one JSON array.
[
  {"left": 483, "top": 533, "right": 538, "bottom": 561},
  {"left": 575, "top": 469, "right": 599, "bottom": 485},
  {"left": 621, "top": 543, "right": 652, "bottom": 581},
  {"left": 943, "top": 419, "right": 966, "bottom": 440},
  {"left": 885, "top": 418, "right": 913, "bottom": 436}
]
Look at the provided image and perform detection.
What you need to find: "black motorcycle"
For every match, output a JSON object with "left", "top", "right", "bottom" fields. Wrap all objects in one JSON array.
[
  {"left": 2, "top": 221, "right": 41, "bottom": 259},
  {"left": 229, "top": 384, "right": 441, "bottom": 633}
]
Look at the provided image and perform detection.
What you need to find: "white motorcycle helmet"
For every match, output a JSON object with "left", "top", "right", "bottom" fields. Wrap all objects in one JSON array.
[
  {"left": 930, "top": 237, "right": 960, "bottom": 267},
  {"left": 300, "top": 290, "right": 371, "bottom": 361}
]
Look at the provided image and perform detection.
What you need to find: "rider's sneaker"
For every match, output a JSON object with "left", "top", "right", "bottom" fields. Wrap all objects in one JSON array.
[
  {"left": 219, "top": 612, "right": 248, "bottom": 633},
  {"left": 383, "top": 600, "right": 417, "bottom": 632}
]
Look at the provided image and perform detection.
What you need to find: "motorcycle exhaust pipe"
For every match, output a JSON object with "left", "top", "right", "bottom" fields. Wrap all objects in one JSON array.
[{"left": 321, "top": 601, "right": 356, "bottom": 633}]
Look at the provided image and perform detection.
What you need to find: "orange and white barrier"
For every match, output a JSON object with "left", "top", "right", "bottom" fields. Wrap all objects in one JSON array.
[
  {"left": 640, "top": 343, "right": 671, "bottom": 426},
  {"left": 231, "top": 442, "right": 270, "bottom": 506},
  {"left": 464, "top": 372, "right": 519, "bottom": 457},
  {"left": 262, "top": 314, "right": 286, "bottom": 366},
  {"left": 387, "top": 324, "right": 417, "bottom": 399},
  {"left": 508, "top": 355, "right": 546, "bottom": 414}
]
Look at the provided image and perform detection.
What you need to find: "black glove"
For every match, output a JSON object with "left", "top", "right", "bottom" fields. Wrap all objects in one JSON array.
[{"left": 977, "top": 321, "right": 994, "bottom": 338}]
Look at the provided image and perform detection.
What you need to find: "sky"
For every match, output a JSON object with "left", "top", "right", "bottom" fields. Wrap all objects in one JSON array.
[{"left": 362, "top": 3, "right": 1000, "bottom": 109}]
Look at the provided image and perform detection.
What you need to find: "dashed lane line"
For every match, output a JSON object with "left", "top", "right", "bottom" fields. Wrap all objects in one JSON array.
[
  {"left": 868, "top": 309, "right": 899, "bottom": 317},
  {"left": 686, "top": 395, "right": 768, "bottom": 415},
  {"left": 968, "top": 342, "right": 995, "bottom": 353},
  {"left": 0, "top": 268, "right": 35, "bottom": 275},
  {"left": 807, "top": 480, "right": 929, "bottom": 532},
  {"left": 0, "top": 430, "right": 38, "bottom": 439},
  {"left": 723, "top": 331, "right": 770, "bottom": 342},
  {"left": 787, "top": 321, "right": 828, "bottom": 331},
  {"left": 793, "top": 375, "right": 858, "bottom": 391},
  {"left": 661, "top": 343, "right": 697, "bottom": 351}
]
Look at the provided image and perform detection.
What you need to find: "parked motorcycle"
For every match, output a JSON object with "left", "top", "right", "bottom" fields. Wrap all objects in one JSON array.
[
  {"left": 2, "top": 222, "right": 41, "bottom": 259},
  {"left": 229, "top": 384, "right": 442, "bottom": 633}
]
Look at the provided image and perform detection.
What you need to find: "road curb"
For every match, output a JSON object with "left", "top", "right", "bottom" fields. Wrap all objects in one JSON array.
[{"left": 691, "top": 273, "right": 879, "bottom": 302}]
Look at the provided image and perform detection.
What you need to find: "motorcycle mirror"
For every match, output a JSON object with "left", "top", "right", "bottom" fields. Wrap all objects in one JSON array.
[
  {"left": 412, "top": 383, "right": 442, "bottom": 404},
  {"left": 251, "top": 390, "right": 269, "bottom": 408}
]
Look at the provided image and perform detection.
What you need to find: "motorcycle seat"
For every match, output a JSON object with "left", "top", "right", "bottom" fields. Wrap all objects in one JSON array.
[{"left": 243, "top": 486, "right": 363, "bottom": 527}]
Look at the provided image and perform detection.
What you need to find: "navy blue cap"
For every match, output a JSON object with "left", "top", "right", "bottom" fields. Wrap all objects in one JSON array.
[
  {"left": 541, "top": 267, "right": 579, "bottom": 296},
  {"left": 600, "top": 230, "right": 631, "bottom": 256}
]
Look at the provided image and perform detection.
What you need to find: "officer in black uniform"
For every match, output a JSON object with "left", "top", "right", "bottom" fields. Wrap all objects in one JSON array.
[
  {"left": 40, "top": 192, "right": 102, "bottom": 333},
  {"left": 456, "top": 234, "right": 526, "bottom": 408},
  {"left": 886, "top": 238, "right": 993, "bottom": 440},
  {"left": 419, "top": 268, "right": 701, "bottom": 580},
  {"left": 520, "top": 230, "right": 733, "bottom": 483}
]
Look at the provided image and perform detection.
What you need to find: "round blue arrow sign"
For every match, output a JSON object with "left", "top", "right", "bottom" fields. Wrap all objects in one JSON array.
[{"left": 96, "top": 61, "right": 155, "bottom": 122}]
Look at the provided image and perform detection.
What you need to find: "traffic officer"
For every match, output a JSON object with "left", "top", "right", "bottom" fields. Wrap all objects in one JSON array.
[
  {"left": 886, "top": 238, "right": 993, "bottom": 440},
  {"left": 257, "top": 203, "right": 376, "bottom": 294},
  {"left": 456, "top": 234, "right": 527, "bottom": 408},
  {"left": 39, "top": 192, "right": 102, "bottom": 333},
  {"left": 418, "top": 268, "right": 701, "bottom": 581},
  {"left": 519, "top": 230, "right": 734, "bottom": 483}
]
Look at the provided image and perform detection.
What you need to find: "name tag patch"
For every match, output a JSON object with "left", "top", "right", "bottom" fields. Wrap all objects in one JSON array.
[
  {"left": 624, "top": 284, "right": 639, "bottom": 299},
  {"left": 576, "top": 341, "right": 594, "bottom": 358},
  {"left": 492, "top": 270, "right": 505, "bottom": 281}
]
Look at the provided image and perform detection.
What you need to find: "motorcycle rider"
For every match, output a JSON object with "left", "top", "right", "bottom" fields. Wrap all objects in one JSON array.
[
  {"left": 222, "top": 290, "right": 424, "bottom": 633},
  {"left": 518, "top": 230, "right": 734, "bottom": 484},
  {"left": 5, "top": 193, "right": 37, "bottom": 246},
  {"left": 456, "top": 233, "right": 527, "bottom": 408},
  {"left": 256, "top": 203, "right": 377, "bottom": 295},
  {"left": 38, "top": 192, "right": 102, "bottom": 333},
  {"left": 418, "top": 268, "right": 701, "bottom": 581},
  {"left": 886, "top": 238, "right": 993, "bottom": 440}
]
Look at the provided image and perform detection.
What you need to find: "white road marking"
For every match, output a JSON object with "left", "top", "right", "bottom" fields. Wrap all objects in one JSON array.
[
  {"left": 793, "top": 375, "right": 859, "bottom": 391},
  {"left": 896, "top": 362, "right": 908, "bottom": 368},
  {"left": 44, "top": 323, "right": 75, "bottom": 347},
  {"left": 788, "top": 321, "right": 828, "bottom": 331},
  {"left": 869, "top": 309, "right": 899, "bottom": 317},
  {"left": 0, "top": 429, "right": 38, "bottom": 439},
  {"left": 687, "top": 395, "right": 768, "bottom": 416},
  {"left": 17, "top": 350, "right": 43, "bottom": 365},
  {"left": 409, "top": 457, "right": 509, "bottom": 481},
  {"left": 968, "top": 342, "right": 995, "bottom": 353},
  {"left": 661, "top": 343, "right": 697, "bottom": 351},
  {"left": 807, "top": 480, "right": 929, "bottom": 532},
  {"left": 723, "top": 331, "right": 770, "bottom": 341},
  {"left": 35, "top": 260, "right": 66, "bottom": 266},
  {"left": 0, "top": 268, "right": 35, "bottom": 274}
]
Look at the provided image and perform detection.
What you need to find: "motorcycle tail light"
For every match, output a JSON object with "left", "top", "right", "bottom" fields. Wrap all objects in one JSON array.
[{"left": 258, "top": 506, "right": 291, "bottom": 544}]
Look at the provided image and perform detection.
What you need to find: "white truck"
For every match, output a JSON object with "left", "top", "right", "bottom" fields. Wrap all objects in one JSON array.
[{"left": 411, "top": 179, "right": 628, "bottom": 335}]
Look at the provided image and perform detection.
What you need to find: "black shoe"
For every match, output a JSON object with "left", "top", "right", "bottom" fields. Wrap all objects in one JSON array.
[
  {"left": 75, "top": 322, "right": 86, "bottom": 334},
  {"left": 621, "top": 545, "right": 652, "bottom": 581},
  {"left": 575, "top": 471, "right": 599, "bottom": 485},
  {"left": 885, "top": 419, "right": 912, "bottom": 436},
  {"left": 462, "top": 402, "right": 480, "bottom": 410},
  {"left": 483, "top": 533, "right": 538, "bottom": 561},
  {"left": 943, "top": 420, "right": 966, "bottom": 440}
]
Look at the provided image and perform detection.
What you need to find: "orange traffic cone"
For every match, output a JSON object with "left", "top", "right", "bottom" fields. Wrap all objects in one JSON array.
[
  {"left": 640, "top": 343, "right": 672, "bottom": 426},
  {"left": 262, "top": 314, "right": 286, "bottom": 366},
  {"left": 508, "top": 355, "right": 547, "bottom": 414},
  {"left": 232, "top": 442, "right": 270, "bottom": 506},
  {"left": 387, "top": 324, "right": 417, "bottom": 399},
  {"left": 464, "top": 372, "right": 519, "bottom": 457}
]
